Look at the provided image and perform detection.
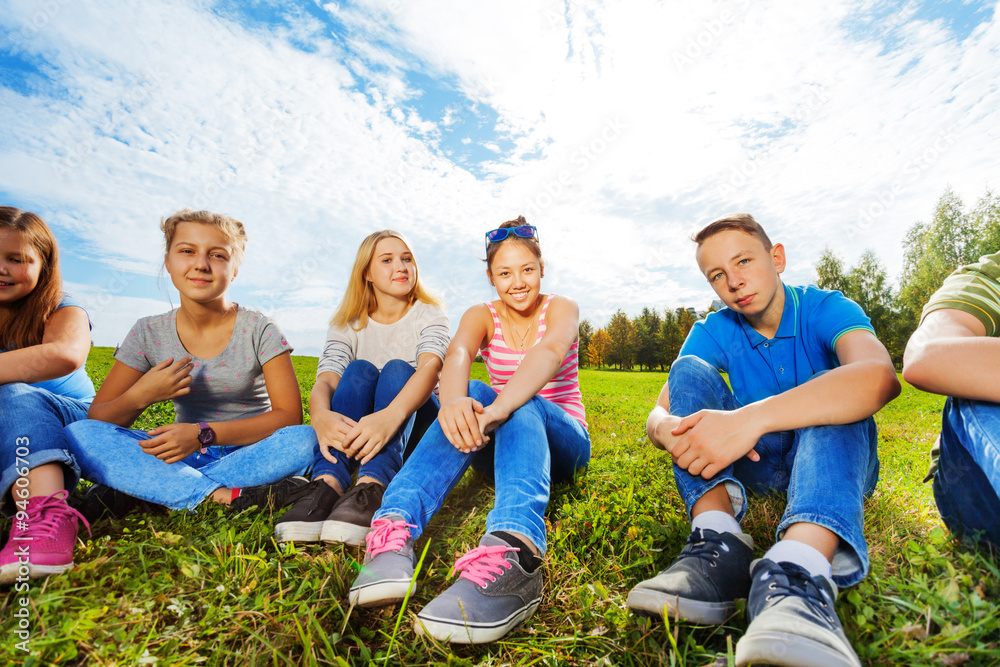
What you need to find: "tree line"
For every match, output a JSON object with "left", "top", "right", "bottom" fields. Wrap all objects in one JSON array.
[{"left": 579, "top": 186, "right": 1000, "bottom": 370}]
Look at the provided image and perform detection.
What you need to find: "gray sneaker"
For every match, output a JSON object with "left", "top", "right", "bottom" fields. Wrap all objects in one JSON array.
[
  {"left": 735, "top": 559, "right": 861, "bottom": 667},
  {"left": 348, "top": 516, "right": 417, "bottom": 608},
  {"left": 414, "top": 533, "right": 542, "bottom": 644},
  {"left": 626, "top": 528, "right": 755, "bottom": 624}
]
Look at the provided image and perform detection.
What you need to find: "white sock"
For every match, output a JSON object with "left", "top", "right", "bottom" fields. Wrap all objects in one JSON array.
[
  {"left": 691, "top": 510, "right": 742, "bottom": 535},
  {"left": 764, "top": 539, "right": 833, "bottom": 580}
]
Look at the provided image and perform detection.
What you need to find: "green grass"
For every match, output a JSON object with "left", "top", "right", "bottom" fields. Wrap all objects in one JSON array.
[{"left": 1, "top": 347, "right": 997, "bottom": 666}]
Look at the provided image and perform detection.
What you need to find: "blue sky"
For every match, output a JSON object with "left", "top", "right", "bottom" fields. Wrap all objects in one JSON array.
[{"left": 1, "top": 0, "right": 997, "bottom": 354}]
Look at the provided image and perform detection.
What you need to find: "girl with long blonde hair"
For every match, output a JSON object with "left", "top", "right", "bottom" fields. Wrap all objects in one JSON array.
[{"left": 273, "top": 230, "right": 449, "bottom": 545}]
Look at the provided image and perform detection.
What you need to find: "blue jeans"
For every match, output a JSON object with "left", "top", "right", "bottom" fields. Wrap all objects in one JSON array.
[
  {"left": 311, "top": 359, "right": 439, "bottom": 490},
  {"left": 0, "top": 383, "right": 90, "bottom": 515},
  {"left": 65, "top": 421, "right": 316, "bottom": 510},
  {"left": 374, "top": 380, "right": 591, "bottom": 555},
  {"left": 668, "top": 356, "right": 879, "bottom": 588},
  {"left": 933, "top": 397, "right": 1000, "bottom": 547}
]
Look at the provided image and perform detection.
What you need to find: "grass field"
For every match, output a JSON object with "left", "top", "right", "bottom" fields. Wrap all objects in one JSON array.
[{"left": 1, "top": 347, "right": 997, "bottom": 666}]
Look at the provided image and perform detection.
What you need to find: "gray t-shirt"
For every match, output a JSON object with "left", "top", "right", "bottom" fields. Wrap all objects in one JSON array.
[
  {"left": 317, "top": 301, "right": 450, "bottom": 378},
  {"left": 115, "top": 306, "right": 293, "bottom": 424}
]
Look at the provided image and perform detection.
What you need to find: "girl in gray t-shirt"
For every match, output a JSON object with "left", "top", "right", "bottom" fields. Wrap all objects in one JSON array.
[
  {"left": 65, "top": 209, "right": 316, "bottom": 511},
  {"left": 274, "top": 230, "right": 449, "bottom": 545}
]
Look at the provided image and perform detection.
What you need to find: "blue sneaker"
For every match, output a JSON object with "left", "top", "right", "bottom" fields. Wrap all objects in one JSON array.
[
  {"left": 627, "top": 528, "right": 754, "bottom": 624},
  {"left": 735, "top": 559, "right": 861, "bottom": 667}
]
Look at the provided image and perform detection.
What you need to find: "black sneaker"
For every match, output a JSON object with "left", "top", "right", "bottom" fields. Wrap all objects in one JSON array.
[
  {"left": 230, "top": 476, "right": 312, "bottom": 512},
  {"left": 736, "top": 559, "right": 861, "bottom": 667},
  {"left": 320, "top": 482, "right": 385, "bottom": 546},
  {"left": 274, "top": 481, "right": 341, "bottom": 543},
  {"left": 74, "top": 484, "right": 168, "bottom": 522},
  {"left": 626, "top": 528, "right": 755, "bottom": 624}
]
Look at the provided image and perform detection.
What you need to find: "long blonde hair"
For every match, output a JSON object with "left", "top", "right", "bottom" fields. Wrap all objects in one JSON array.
[
  {"left": 331, "top": 230, "right": 441, "bottom": 330},
  {"left": 0, "top": 207, "right": 64, "bottom": 349}
]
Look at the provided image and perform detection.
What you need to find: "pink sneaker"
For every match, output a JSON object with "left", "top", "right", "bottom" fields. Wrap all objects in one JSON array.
[{"left": 0, "top": 490, "right": 90, "bottom": 585}]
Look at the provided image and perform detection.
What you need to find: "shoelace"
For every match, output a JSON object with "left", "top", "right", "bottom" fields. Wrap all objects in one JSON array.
[
  {"left": 452, "top": 545, "right": 518, "bottom": 587},
  {"left": 21, "top": 490, "right": 91, "bottom": 540},
  {"left": 680, "top": 528, "right": 730, "bottom": 566},
  {"left": 365, "top": 517, "right": 415, "bottom": 557},
  {"left": 762, "top": 564, "right": 833, "bottom": 621}
]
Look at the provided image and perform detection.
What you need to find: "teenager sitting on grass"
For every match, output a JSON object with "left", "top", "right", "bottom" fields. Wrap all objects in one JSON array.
[
  {"left": 349, "top": 217, "right": 590, "bottom": 644},
  {"left": 902, "top": 250, "right": 1000, "bottom": 548},
  {"left": 274, "top": 230, "right": 448, "bottom": 545},
  {"left": 65, "top": 209, "right": 315, "bottom": 513},
  {"left": 627, "top": 214, "right": 900, "bottom": 667},
  {"left": 0, "top": 207, "right": 93, "bottom": 583}
]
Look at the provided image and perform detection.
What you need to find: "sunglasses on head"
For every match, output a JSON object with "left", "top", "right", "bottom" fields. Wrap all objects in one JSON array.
[{"left": 485, "top": 225, "right": 538, "bottom": 250}]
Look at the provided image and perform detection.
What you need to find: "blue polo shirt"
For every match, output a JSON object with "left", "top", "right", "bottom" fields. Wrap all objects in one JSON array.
[{"left": 679, "top": 284, "right": 873, "bottom": 407}]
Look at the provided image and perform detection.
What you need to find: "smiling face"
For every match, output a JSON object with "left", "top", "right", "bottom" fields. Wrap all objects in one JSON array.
[
  {"left": 0, "top": 228, "right": 42, "bottom": 307},
  {"left": 696, "top": 229, "right": 785, "bottom": 323},
  {"left": 488, "top": 241, "right": 543, "bottom": 315},
  {"left": 164, "top": 221, "right": 238, "bottom": 305},
  {"left": 365, "top": 236, "right": 415, "bottom": 303}
]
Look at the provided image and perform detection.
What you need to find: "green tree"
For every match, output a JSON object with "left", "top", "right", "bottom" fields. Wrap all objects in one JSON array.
[
  {"left": 898, "top": 187, "right": 979, "bottom": 321},
  {"left": 606, "top": 309, "right": 636, "bottom": 370},
  {"left": 676, "top": 307, "right": 697, "bottom": 339},
  {"left": 635, "top": 307, "right": 662, "bottom": 370},
  {"left": 578, "top": 319, "right": 594, "bottom": 367},
  {"left": 969, "top": 189, "right": 1000, "bottom": 258},
  {"left": 815, "top": 247, "right": 849, "bottom": 294},
  {"left": 658, "top": 310, "right": 684, "bottom": 369}
]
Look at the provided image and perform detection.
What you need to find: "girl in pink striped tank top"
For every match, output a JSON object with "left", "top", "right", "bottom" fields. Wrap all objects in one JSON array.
[{"left": 349, "top": 216, "right": 591, "bottom": 644}]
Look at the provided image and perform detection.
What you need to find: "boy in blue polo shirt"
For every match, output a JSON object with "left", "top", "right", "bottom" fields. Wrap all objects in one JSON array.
[{"left": 627, "top": 214, "right": 900, "bottom": 667}]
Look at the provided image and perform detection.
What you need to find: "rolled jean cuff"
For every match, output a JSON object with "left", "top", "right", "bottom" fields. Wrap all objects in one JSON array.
[
  {"left": 777, "top": 511, "right": 867, "bottom": 588},
  {"left": 1, "top": 449, "right": 81, "bottom": 516},
  {"left": 674, "top": 468, "right": 747, "bottom": 521}
]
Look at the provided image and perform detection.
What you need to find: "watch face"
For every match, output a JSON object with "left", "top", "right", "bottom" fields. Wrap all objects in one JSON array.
[{"left": 198, "top": 424, "right": 215, "bottom": 445}]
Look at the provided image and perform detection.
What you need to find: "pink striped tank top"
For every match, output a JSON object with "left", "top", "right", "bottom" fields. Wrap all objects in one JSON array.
[{"left": 482, "top": 294, "right": 587, "bottom": 427}]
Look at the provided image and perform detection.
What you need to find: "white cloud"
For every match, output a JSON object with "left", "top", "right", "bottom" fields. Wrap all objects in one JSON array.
[{"left": 2, "top": 0, "right": 998, "bottom": 354}]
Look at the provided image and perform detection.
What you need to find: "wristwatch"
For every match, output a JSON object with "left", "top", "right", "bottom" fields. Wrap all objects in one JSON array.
[{"left": 197, "top": 422, "right": 216, "bottom": 447}]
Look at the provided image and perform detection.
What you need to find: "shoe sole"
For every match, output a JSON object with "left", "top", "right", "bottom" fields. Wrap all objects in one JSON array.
[
  {"left": 349, "top": 577, "right": 415, "bottom": 608},
  {"left": 414, "top": 597, "right": 541, "bottom": 644},
  {"left": 0, "top": 561, "right": 73, "bottom": 584},
  {"left": 320, "top": 520, "right": 368, "bottom": 546},
  {"left": 274, "top": 520, "right": 324, "bottom": 543},
  {"left": 736, "top": 631, "right": 862, "bottom": 667},
  {"left": 626, "top": 588, "right": 734, "bottom": 625}
]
